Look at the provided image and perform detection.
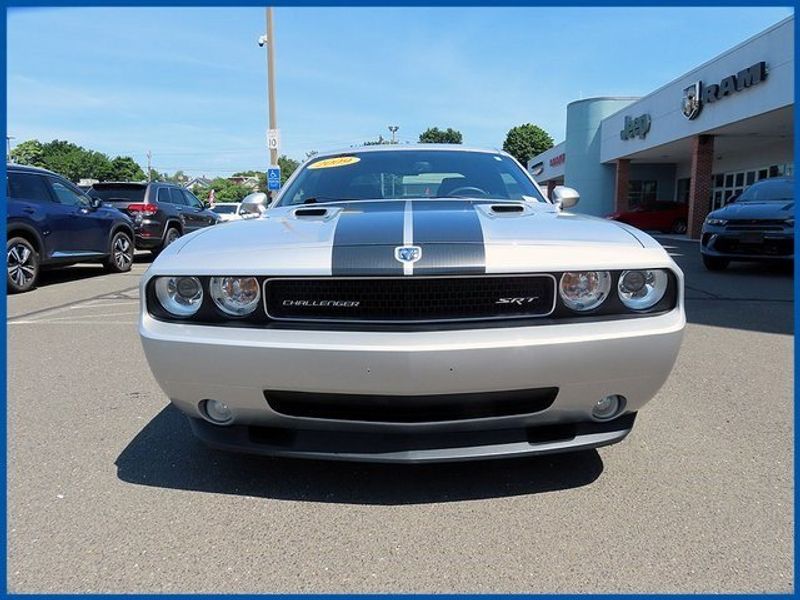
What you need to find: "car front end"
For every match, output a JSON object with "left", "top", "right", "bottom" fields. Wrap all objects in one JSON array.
[
  {"left": 139, "top": 147, "right": 685, "bottom": 463},
  {"left": 701, "top": 177, "right": 794, "bottom": 269}
]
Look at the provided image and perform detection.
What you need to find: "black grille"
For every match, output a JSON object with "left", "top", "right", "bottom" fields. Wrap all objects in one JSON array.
[
  {"left": 264, "top": 388, "right": 559, "bottom": 423},
  {"left": 264, "top": 275, "right": 556, "bottom": 323}
]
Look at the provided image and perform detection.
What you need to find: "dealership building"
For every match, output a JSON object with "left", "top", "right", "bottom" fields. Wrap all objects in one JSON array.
[{"left": 528, "top": 16, "right": 793, "bottom": 238}]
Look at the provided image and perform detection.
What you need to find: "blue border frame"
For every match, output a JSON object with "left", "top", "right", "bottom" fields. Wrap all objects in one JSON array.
[{"left": 1, "top": 2, "right": 797, "bottom": 598}]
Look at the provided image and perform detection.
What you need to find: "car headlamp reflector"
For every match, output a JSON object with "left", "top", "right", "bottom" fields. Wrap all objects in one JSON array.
[
  {"left": 618, "top": 269, "right": 668, "bottom": 310},
  {"left": 558, "top": 271, "right": 611, "bottom": 311},
  {"left": 210, "top": 276, "right": 261, "bottom": 316},
  {"left": 705, "top": 217, "right": 727, "bottom": 226},
  {"left": 154, "top": 276, "right": 203, "bottom": 316}
]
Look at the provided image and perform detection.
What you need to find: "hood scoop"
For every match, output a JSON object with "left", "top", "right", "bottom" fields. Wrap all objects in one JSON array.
[
  {"left": 477, "top": 203, "right": 534, "bottom": 218},
  {"left": 291, "top": 206, "right": 340, "bottom": 221}
]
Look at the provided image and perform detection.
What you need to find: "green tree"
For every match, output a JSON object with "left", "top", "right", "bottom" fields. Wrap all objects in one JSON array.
[
  {"left": 9, "top": 138, "right": 146, "bottom": 183},
  {"left": 418, "top": 127, "right": 463, "bottom": 144},
  {"left": 9, "top": 140, "right": 46, "bottom": 167},
  {"left": 109, "top": 156, "right": 146, "bottom": 181},
  {"left": 502, "top": 124, "right": 554, "bottom": 166},
  {"left": 201, "top": 178, "right": 252, "bottom": 203},
  {"left": 277, "top": 155, "right": 300, "bottom": 185}
]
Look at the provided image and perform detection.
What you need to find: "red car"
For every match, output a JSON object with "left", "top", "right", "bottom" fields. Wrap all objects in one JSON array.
[{"left": 606, "top": 201, "right": 688, "bottom": 234}]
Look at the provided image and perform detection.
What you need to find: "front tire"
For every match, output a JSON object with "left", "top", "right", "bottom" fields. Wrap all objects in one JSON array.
[
  {"left": 151, "top": 226, "right": 180, "bottom": 258},
  {"left": 671, "top": 218, "right": 687, "bottom": 234},
  {"left": 7, "top": 237, "right": 39, "bottom": 293},
  {"left": 104, "top": 230, "right": 134, "bottom": 273},
  {"left": 702, "top": 254, "right": 730, "bottom": 271}
]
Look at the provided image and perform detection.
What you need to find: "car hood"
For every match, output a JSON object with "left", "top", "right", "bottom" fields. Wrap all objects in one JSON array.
[
  {"left": 150, "top": 198, "right": 671, "bottom": 276},
  {"left": 711, "top": 200, "right": 794, "bottom": 220}
]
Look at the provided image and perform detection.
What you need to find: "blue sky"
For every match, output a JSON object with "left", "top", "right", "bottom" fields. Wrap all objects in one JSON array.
[{"left": 7, "top": 6, "right": 793, "bottom": 178}]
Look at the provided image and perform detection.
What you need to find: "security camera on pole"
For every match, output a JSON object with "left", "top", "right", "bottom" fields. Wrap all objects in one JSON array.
[{"left": 260, "top": 7, "right": 281, "bottom": 201}]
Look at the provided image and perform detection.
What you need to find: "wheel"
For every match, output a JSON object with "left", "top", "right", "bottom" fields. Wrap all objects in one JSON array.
[
  {"left": 104, "top": 231, "right": 134, "bottom": 273},
  {"left": 7, "top": 237, "right": 39, "bottom": 293},
  {"left": 151, "top": 227, "right": 180, "bottom": 257},
  {"left": 671, "top": 218, "right": 687, "bottom": 234},
  {"left": 702, "top": 254, "right": 730, "bottom": 271}
]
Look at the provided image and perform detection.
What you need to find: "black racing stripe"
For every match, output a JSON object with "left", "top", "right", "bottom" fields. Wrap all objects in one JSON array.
[
  {"left": 412, "top": 200, "right": 486, "bottom": 275},
  {"left": 331, "top": 201, "right": 405, "bottom": 276}
]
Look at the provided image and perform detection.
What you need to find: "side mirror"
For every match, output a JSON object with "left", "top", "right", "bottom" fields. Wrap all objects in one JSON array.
[{"left": 552, "top": 186, "right": 580, "bottom": 210}]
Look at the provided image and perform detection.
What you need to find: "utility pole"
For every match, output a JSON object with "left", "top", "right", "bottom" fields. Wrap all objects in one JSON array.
[
  {"left": 146, "top": 150, "right": 152, "bottom": 182},
  {"left": 388, "top": 126, "right": 399, "bottom": 144}
]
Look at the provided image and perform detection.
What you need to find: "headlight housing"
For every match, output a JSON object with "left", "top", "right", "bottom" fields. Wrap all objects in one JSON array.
[
  {"left": 785, "top": 218, "right": 794, "bottom": 227},
  {"left": 210, "top": 276, "right": 261, "bottom": 316},
  {"left": 154, "top": 276, "right": 203, "bottom": 316},
  {"left": 617, "top": 269, "right": 669, "bottom": 310},
  {"left": 559, "top": 271, "right": 611, "bottom": 311},
  {"left": 705, "top": 217, "right": 727, "bottom": 226}
]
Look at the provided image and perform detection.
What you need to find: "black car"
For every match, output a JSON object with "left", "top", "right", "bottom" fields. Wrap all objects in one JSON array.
[
  {"left": 6, "top": 164, "right": 135, "bottom": 293},
  {"left": 87, "top": 182, "right": 220, "bottom": 255},
  {"left": 701, "top": 177, "right": 794, "bottom": 271}
]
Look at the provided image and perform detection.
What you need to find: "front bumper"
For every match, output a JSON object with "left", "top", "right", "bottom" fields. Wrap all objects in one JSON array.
[
  {"left": 140, "top": 306, "right": 684, "bottom": 462},
  {"left": 701, "top": 227, "right": 793, "bottom": 260}
]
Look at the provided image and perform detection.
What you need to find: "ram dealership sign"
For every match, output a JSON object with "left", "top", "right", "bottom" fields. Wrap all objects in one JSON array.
[
  {"left": 681, "top": 61, "right": 767, "bottom": 120},
  {"left": 620, "top": 114, "right": 652, "bottom": 141}
]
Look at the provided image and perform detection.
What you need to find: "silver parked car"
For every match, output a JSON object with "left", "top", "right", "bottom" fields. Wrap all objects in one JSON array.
[{"left": 139, "top": 145, "right": 685, "bottom": 463}]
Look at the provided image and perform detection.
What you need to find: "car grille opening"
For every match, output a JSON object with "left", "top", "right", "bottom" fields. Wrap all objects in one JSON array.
[
  {"left": 715, "top": 237, "right": 793, "bottom": 256},
  {"left": 264, "top": 275, "right": 556, "bottom": 323},
  {"left": 264, "top": 388, "right": 559, "bottom": 423}
]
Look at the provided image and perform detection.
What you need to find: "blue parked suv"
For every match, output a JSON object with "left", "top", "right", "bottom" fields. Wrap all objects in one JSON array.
[{"left": 6, "top": 164, "right": 136, "bottom": 293}]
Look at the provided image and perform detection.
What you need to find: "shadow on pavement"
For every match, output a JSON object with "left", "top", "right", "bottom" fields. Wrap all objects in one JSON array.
[
  {"left": 33, "top": 252, "right": 153, "bottom": 289},
  {"left": 116, "top": 404, "right": 604, "bottom": 505},
  {"left": 656, "top": 237, "right": 793, "bottom": 336}
]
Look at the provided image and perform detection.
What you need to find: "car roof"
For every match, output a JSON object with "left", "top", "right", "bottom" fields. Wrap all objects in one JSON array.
[
  {"left": 307, "top": 144, "right": 510, "bottom": 161},
  {"left": 6, "top": 163, "right": 59, "bottom": 176},
  {"left": 752, "top": 176, "right": 794, "bottom": 184},
  {"left": 212, "top": 202, "right": 240, "bottom": 206}
]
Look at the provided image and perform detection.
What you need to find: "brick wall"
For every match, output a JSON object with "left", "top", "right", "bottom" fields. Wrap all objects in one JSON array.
[{"left": 687, "top": 135, "right": 715, "bottom": 239}]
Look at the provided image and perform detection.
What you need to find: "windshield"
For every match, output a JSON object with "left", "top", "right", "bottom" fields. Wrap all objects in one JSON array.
[
  {"left": 89, "top": 184, "right": 146, "bottom": 203},
  {"left": 277, "top": 150, "right": 547, "bottom": 206},
  {"left": 211, "top": 205, "right": 237, "bottom": 214},
  {"left": 738, "top": 179, "right": 794, "bottom": 202}
]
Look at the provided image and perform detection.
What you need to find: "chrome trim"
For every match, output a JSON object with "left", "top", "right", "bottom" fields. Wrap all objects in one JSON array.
[{"left": 262, "top": 273, "right": 558, "bottom": 324}]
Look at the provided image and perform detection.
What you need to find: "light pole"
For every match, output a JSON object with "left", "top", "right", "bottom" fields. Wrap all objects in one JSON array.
[
  {"left": 6, "top": 136, "right": 15, "bottom": 161},
  {"left": 388, "top": 125, "right": 399, "bottom": 144},
  {"left": 260, "top": 9, "right": 278, "bottom": 179}
]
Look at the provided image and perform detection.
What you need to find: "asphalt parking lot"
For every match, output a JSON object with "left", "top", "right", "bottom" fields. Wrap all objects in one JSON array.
[{"left": 7, "top": 238, "right": 793, "bottom": 593}]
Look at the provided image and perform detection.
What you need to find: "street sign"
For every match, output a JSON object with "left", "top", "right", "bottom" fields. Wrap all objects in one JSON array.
[
  {"left": 267, "top": 166, "right": 281, "bottom": 191},
  {"left": 267, "top": 129, "right": 280, "bottom": 151}
]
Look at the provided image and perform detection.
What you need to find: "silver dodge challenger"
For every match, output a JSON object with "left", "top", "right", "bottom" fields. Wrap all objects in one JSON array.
[{"left": 139, "top": 145, "right": 685, "bottom": 462}]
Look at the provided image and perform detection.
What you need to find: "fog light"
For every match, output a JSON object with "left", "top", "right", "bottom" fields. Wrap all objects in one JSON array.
[
  {"left": 202, "top": 399, "right": 233, "bottom": 425},
  {"left": 592, "top": 395, "right": 624, "bottom": 421}
]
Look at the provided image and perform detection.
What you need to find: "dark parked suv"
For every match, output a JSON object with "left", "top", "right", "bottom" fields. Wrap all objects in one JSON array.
[
  {"left": 701, "top": 177, "right": 794, "bottom": 271},
  {"left": 87, "top": 182, "right": 219, "bottom": 255},
  {"left": 6, "top": 164, "right": 136, "bottom": 293}
]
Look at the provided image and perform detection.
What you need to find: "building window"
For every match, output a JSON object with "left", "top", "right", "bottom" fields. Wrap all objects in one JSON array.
[
  {"left": 676, "top": 178, "right": 691, "bottom": 203},
  {"left": 710, "top": 164, "right": 791, "bottom": 210},
  {"left": 628, "top": 180, "right": 658, "bottom": 207}
]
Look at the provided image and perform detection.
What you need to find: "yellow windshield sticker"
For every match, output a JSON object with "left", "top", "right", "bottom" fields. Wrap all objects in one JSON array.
[{"left": 308, "top": 156, "right": 361, "bottom": 169}]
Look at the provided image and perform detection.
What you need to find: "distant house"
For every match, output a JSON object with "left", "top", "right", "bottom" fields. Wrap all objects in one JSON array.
[
  {"left": 184, "top": 176, "right": 212, "bottom": 192},
  {"left": 228, "top": 175, "right": 260, "bottom": 191}
]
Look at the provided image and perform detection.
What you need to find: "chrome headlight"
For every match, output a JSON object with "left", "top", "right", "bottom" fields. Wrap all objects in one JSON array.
[
  {"left": 559, "top": 271, "right": 612, "bottom": 311},
  {"left": 705, "top": 217, "right": 727, "bottom": 226},
  {"left": 210, "top": 276, "right": 261, "bottom": 316},
  {"left": 154, "top": 276, "right": 203, "bottom": 316},
  {"left": 617, "top": 269, "right": 668, "bottom": 310}
]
